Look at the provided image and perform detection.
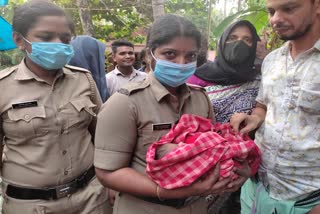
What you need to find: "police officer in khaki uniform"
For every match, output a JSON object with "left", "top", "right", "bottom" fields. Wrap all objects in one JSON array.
[
  {"left": 0, "top": 1, "right": 111, "bottom": 213},
  {"left": 94, "top": 15, "right": 249, "bottom": 214}
]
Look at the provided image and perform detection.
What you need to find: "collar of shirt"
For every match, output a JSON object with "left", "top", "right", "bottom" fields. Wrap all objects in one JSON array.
[
  {"left": 114, "top": 66, "right": 139, "bottom": 79},
  {"left": 280, "top": 38, "right": 320, "bottom": 56},
  {"left": 314, "top": 38, "right": 320, "bottom": 51},
  {"left": 147, "top": 72, "right": 191, "bottom": 102},
  {"left": 14, "top": 59, "right": 72, "bottom": 82}
]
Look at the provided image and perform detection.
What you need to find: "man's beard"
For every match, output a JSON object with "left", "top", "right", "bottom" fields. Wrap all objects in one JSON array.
[{"left": 278, "top": 23, "right": 312, "bottom": 41}]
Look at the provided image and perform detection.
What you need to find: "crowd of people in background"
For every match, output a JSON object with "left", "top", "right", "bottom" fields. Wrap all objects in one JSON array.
[{"left": 0, "top": 0, "right": 319, "bottom": 214}]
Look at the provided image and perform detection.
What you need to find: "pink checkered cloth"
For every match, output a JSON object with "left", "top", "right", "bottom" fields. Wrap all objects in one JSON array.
[{"left": 146, "top": 114, "right": 261, "bottom": 189}]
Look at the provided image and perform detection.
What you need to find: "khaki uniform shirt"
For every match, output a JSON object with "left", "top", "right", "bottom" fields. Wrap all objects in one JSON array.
[
  {"left": 0, "top": 60, "right": 102, "bottom": 187},
  {"left": 95, "top": 73, "right": 213, "bottom": 174},
  {"left": 105, "top": 66, "right": 147, "bottom": 96}
]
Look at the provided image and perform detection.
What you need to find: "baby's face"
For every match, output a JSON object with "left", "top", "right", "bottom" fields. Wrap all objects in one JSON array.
[{"left": 156, "top": 143, "right": 186, "bottom": 159}]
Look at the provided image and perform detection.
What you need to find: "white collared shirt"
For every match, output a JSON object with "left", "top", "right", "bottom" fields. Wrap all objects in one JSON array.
[
  {"left": 255, "top": 40, "right": 320, "bottom": 200},
  {"left": 106, "top": 66, "right": 146, "bottom": 96}
]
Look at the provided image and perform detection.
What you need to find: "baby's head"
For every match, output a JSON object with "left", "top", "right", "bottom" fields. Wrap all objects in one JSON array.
[{"left": 156, "top": 143, "right": 186, "bottom": 159}]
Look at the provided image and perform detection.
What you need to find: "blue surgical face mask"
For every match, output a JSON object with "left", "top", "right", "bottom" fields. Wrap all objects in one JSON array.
[
  {"left": 151, "top": 52, "right": 197, "bottom": 87},
  {"left": 23, "top": 38, "right": 74, "bottom": 70}
]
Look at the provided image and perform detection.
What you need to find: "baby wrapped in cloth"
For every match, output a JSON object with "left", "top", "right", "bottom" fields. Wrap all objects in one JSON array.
[{"left": 146, "top": 114, "right": 261, "bottom": 189}]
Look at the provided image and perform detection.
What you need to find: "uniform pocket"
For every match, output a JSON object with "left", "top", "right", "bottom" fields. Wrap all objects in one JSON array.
[
  {"left": 3, "top": 193, "right": 45, "bottom": 214},
  {"left": 137, "top": 124, "right": 172, "bottom": 158},
  {"left": 297, "top": 82, "right": 320, "bottom": 114},
  {"left": 59, "top": 98, "right": 97, "bottom": 130},
  {"left": 3, "top": 106, "right": 47, "bottom": 138},
  {"left": 70, "top": 98, "right": 97, "bottom": 117},
  {"left": 139, "top": 127, "right": 168, "bottom": 147}
]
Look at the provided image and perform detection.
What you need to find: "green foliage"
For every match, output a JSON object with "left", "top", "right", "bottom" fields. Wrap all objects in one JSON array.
[
  {"left": 0, "top": 1, "right": 25, "bottom": 69},
  {"left": 0, "top": 0, "right": 24, "bottom": 22},
  {"left": 53, "top": 0, "right": 150, "bottom": 43},
  {"left": 1, "top": 0, "right": 283, "bottom": 70},
  {"left": 165, "top": 0, "right": 224, "bottom": 50},
  {"left": 92, "top": 7, "right": 148, "bottom": 43},
  {"left": 166, "top": 0, "right": 209, "bottom": 32},
  {"left": 212, "top": 0, "right": 283, "bottom": 51},
  {"left": 213, "top": 6, "right": 268, "bottom": 38},
  {"left": 0, "top": 49, "right": 24, "bottom": 70}
]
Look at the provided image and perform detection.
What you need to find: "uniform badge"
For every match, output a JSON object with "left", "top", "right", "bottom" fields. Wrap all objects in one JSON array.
[
  {"left": 152, "top": 123, "right": 173, "bottom": 131},
  {"left": 12, "top": 100, "right": 38, "bottom": 109}
]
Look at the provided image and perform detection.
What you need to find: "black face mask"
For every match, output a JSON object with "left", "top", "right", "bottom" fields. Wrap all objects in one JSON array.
[{"left": 224, "top": 40, "right": 252, "bottom": 65}]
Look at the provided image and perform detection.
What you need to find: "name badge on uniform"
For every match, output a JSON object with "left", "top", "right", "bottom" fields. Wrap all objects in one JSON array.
[
  {"left": 152, "top": 122, "right": 173, "bottom": 131},
  {"left": 12, "top": 100, "right": 38, "bottom": 109}
]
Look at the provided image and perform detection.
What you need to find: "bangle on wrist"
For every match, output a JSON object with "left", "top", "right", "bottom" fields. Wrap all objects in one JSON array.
[{"left": 156, "top": 185, "right": 165, "bottom": 201}]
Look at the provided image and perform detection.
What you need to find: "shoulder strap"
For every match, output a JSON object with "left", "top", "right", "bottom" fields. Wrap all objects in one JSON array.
[
  {"left": 83, "top": 72, "right": 100, "bottom": 144},
  {"left": 64, "top": 65, "right": 99, "bottom": 111},
  {"left": 84, "top": 72, "right": 99, "bottom": 113},
  {"left": 0, "top": 65, "right": 18, "bottom": 80},
  {"left": 188, "top": 84, "right": 215, "bottom": 122},
  {"left": 118, "top": 79, "right": 150, "bottom": 96}
]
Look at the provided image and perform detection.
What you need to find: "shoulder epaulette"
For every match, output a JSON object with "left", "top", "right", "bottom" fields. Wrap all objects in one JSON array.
[
  {"left": 118, "top": 80, "right": 150, "bottom": 96},
  {"left": 64, "top": 65, "right": 90, "bottom": 73},
  {"left": 0, "top": 65, "right": 18, "bottom": 80},
  {"left": 187, "top": 83, "right": 206, "bottom": 91}
]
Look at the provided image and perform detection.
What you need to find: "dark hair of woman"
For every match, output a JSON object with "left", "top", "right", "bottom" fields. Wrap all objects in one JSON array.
[
  {"left": 146, "top": 14, "right": 202, "bottom": 51},
  {"left": 12, "top": 0, "right": 75, "bottom": 37}
]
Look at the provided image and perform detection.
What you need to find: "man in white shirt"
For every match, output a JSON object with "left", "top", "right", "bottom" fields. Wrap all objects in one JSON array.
[
  {"left": 230, "top": 0, "right": 320, "bottom": 213},
  {"left": 106, "top": 40, "right": 146, "bottom": 96}
]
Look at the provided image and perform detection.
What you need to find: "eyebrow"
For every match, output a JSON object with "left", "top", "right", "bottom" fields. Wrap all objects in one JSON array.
[
  {"left": 35, "top": 31, "right": 72, "bottom": 36},
  {"left": 118, "top": 51, "right": 134, "bottom": 54},
  {"left": 160, "top": 48, "right": 198, "bottom": 53}
]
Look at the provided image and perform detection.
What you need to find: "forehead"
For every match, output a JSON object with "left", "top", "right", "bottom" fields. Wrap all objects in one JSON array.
[
  {"left": 28, "top": 16, "right": 71, "bottom": 35},
  {"left": 266, "top": 0, "right": 304, "bottom": 8},
  {"left": 157, "top": 36, "right": 198, "bottom": 52},
  {"left": 229, "top": 25, "right": 252, "bottom": 38},
  {"left": 116, "top": 46, "right": 134, "bottom": 53}
]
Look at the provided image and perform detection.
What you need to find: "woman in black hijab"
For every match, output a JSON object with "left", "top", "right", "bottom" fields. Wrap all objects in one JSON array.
[
  {"left": 188, "top": 20, "right": 262, "bottom": 124},
  {"left": 69, "top": 35, "right": 110, "bottom": 102},
  {"left": 188, "top": 20, "right": 262, "bottom": 214}
]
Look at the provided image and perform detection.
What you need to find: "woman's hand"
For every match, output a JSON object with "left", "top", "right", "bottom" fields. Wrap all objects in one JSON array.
[
  {"left": 186, "top": 162, "right": 231, "bottom": 196},
  {"left": 256, "top": 39, "right": 270, "bottom": 60},
  {"left": 107, "top": 188, "right": 117, "bottom": 206},
  {"left": 230, "top": 112, "right": 261, "bottom": 134},
  {"left": 224, "top": 160, "right": 251, "bottom": 193}
]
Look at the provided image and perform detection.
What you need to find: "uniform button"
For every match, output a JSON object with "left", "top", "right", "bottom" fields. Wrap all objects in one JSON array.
[
  {"left": 62, "top": 150, "right": 67, "bottom": 155},
  {"left": 64, "top": 171, "right": 69, "bottom": 175},
  {"left": 24, "top": 114, "right": 30, "bottom": 120}
]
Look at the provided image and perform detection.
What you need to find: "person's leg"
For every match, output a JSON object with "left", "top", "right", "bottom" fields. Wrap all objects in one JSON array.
[
  {"left": 71, "top": 177, "right": 111, "bottom": 214},
  {"left": 113, "top": 193, "right": 155, "bottom": 214},
  {"left": 2, "top": 195, "right": 47, "bottom": 214},
  {"left": 241, "top": 179, "right": 320, "bottom": 214},
  {"left": 240, "top": 179, "right": 258, "bottom": 214},
  {"left": 219, "top": 190, "right": 241, "bottom": 214},
  {"left": 113, "top": 193, "right": 207, "bottom": 214}
]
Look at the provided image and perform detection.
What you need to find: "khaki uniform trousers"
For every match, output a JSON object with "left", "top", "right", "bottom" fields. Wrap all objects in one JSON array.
[
  {"left": 2, "top": 177, "right": 113, "bottom": 214},
  {"left": 113, "top": 193, "right": 207, "bottom": 214}
]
